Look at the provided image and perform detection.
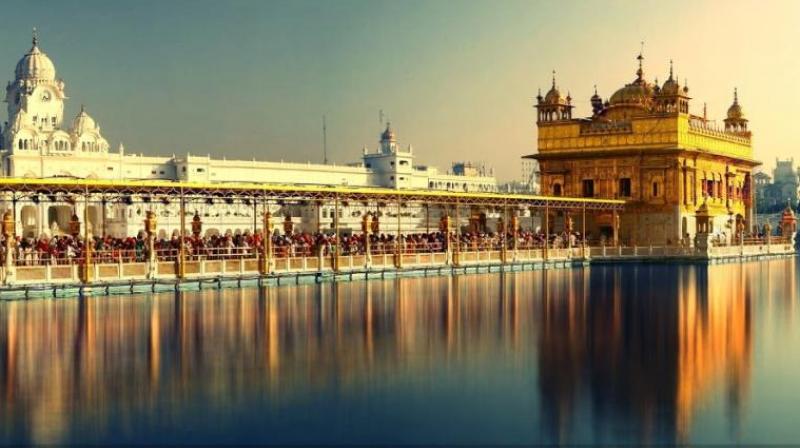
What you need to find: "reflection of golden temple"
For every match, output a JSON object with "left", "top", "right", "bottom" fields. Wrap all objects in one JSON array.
[
  {"left": 1, "top": 262, "right": 792, "bottom": 444},
  {"left": 535, "top": 264, "right": 755, "bottom": 444}
]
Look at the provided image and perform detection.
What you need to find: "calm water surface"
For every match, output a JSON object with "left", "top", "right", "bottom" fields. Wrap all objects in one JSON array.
[{"left": 1, "top": 259, "right": 799, "bottom": 445}]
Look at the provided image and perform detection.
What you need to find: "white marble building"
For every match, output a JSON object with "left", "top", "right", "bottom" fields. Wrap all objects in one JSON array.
[{"left": 0, "top": 33, "right": 499, "bottom": 238}]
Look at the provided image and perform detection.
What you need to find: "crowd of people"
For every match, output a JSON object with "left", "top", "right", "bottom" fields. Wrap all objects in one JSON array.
[{"left": 0, "top": 228, "right": 588, "bottom": 266}]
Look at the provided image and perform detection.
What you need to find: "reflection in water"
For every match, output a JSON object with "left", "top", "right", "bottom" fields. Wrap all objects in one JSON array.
[{"left": 0, "top": 259, "right": 797, "bottom": 445}]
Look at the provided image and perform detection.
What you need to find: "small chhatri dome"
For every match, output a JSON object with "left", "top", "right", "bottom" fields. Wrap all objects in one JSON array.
[
  {"left": 661, "top": 60, "right": 681, "bottom": 96},
  {"left": 380, "top": 122, "right": 396, "bottom": 142},
  {"left": 544, "top": 70, "right": 566, "bottom": 105},
  {"left": 72, "top": 105, "right": 98, "bottom": 134},
  {"left": 590, "top": 84, "right": 601, "bottom": 102},
  {"left": 15, "top": 28, "right": 56, "bottom": 81},
  {"left": 727, "top": 88, "right": 744, "bottom": 119}
]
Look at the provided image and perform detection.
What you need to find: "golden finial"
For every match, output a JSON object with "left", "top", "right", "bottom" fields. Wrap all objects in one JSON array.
[
  {"left": 733, "top": 87, "right": 739, "bottom": 104},
  {"left": 669, "top": 59, "right": 674, "bottom": 80},
  {"left": 551, "top": 70, "right": 556, "bottom": 89},
  {"left": 636, "top": 42, "right": 644, "bottom": 80},
  {"left": 32, "top": 27, "right": 38, "bottom": 46}
]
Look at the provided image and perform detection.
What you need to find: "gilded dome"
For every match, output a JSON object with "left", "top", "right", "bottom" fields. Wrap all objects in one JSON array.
[
  {"left": 544, "top": 86, "right": 565, "bottom": 105},
  {"left": 609, "top": 81, "right": 654, "bottom": 106},
  {"left": 15, "top": 33, "right": 56, "bottom": 81},
  {"left": 542, "top": 71, "right": 568, "bottom": 105},
  {"left": 727, "top": 88, "right": 744, "bottom": 119},
  {"left": 609, "top": 53, "right": 654, "bottom": 106}
]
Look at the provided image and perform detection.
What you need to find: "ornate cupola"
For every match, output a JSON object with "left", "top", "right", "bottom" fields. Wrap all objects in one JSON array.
[
  {"left": 590, "top": 84, "right": 603, "bottom": 116},
  {"left": 724, "top": 88, "right": 749, "bottom": 134},
  {"left": 379, "top": 122, "right": 398, "bottom": 154},
  {"left": 655, "top": 60, "right": 691, "bottom": 114},
  {"left": 535, "top": 70, "right": 573, "bottom": 123}
]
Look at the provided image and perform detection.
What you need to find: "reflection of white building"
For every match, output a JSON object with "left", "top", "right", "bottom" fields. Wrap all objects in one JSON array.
[{"left": 0, "top": 33, "right": 498, "bottom": 238}]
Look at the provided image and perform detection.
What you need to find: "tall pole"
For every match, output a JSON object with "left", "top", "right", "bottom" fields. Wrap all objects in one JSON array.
[{"left": 322, "top": 115, "right": 328, "bottom": 165}]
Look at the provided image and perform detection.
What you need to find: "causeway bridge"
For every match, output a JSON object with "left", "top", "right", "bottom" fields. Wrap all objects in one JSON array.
[{"left": 0, "top": 178, "right": 794, "bottom": 299}]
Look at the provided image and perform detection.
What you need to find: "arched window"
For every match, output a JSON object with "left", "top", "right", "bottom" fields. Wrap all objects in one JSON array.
[
  {"left": 652, "top": 182, "right": 659, "bottom": 197},
  {"left": 553, "top": 183, "right": 562, "bottom": 196}
]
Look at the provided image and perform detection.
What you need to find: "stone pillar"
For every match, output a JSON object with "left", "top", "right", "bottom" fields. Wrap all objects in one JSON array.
[
  {"left": 145, "top": 210, "right": 157, "bottom": 278},
  {"left": 439, "top": 213, "right": 452, "bottom": 265},
  {"left": 332, "top": 196, "right": 340, "bottom": 272},
  {"left": 3, "top": 210, "right": 16, "bottom": 285},
  {"left": 613, "top": 210, "right": 620, "bottom": 247},
  {"left": 510, "top": 214, "right": 519, "bottom": 262},
  {"left": 395, "top": 196, "right": 402, "bottom": 269},
  {"left": 543, "top": 203, "right": 550, "bottom": 261},
  {"left": 499, "top": 207, "right": 507, "bottom": 264},
  {"left": 453, "top": 203, "right": 461, "bottom": 267},
  {"left": 362, "top": 212, "right": 372, "bottom": 268},
  {"left": 177, "top": 193, "right": 186, "bottom": 279},
  {"left": 80, "top": 197, "right": 93, "bottom": 284},
  {"left": 262, "top": 211, "right": 272, "bottom": 274}
]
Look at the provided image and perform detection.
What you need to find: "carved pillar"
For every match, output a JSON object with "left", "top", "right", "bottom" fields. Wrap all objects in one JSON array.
[
  {"left": 145, "top": 210, "right": 157, "bottom": 278},
  {"left": 262, "top": 210, "right": 272, "bottom": 274},
  {"left": 362, "top": 212, "right": 372, "bottom": 268},
  {"left": 3, "top": 210, "right": 16, "bottom": 285}
]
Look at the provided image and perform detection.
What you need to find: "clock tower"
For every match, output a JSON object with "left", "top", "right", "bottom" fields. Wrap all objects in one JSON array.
[{"left": 3, "top": 29, "right": 68, "bottom": 154}]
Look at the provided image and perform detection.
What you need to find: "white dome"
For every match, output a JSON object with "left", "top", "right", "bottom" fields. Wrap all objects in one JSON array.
[
  {"left": 72, "top": 106, "right": 98, "bottom": 134},
  {"left": 15, "top": 36, "right": 56, "bottom": 81}
]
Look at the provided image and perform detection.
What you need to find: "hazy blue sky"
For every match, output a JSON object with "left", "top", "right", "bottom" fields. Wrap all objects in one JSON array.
[{"left": 1, "top": 0, "right": 797, "bottom": 181}]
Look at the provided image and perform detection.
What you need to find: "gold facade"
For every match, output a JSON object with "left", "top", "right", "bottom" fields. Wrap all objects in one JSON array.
[{"left": 528, "top": 60, "right": 759, "bottom": 244}]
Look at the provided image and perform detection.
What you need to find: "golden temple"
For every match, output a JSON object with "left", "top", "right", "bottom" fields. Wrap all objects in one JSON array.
[{"left": 526, "top": 53, "right": 760, "bottom": 245}]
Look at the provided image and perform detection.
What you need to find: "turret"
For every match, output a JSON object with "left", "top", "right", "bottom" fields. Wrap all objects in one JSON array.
[
  {"left": 724, "top": 88, "right": 749, "bottom": 134},
  {"left": 535, "top": 70, "right": 573, "bottom": 123}
]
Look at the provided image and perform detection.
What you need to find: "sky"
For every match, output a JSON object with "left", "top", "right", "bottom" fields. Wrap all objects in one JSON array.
[{"left": 1, "top": 0, "right": 798, "bottom": 181}]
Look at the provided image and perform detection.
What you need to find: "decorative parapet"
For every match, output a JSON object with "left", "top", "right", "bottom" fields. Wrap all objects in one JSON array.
[
  {"left": 687, "top": 119, "right": 751, "bottom": 145},
  {"left": 579, "top": 120, "right": 633, "bottom": 135}
]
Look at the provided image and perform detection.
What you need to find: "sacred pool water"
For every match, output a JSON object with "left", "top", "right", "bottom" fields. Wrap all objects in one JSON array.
[{"left": 0, "top": 259, "right": 798, "bottom": 445}]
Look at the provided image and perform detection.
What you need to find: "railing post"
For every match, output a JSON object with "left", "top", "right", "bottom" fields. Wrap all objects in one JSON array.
[{"left": 2, "top": 210, "right": 16, "bottom": 285}]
